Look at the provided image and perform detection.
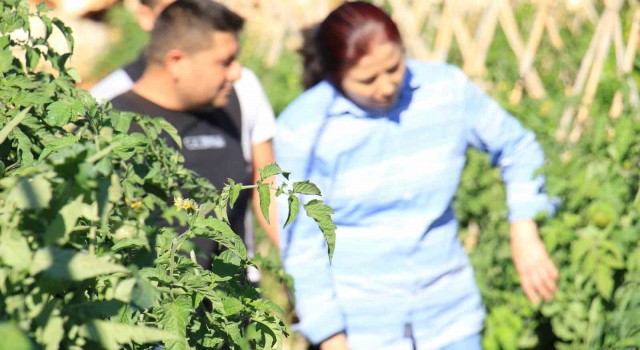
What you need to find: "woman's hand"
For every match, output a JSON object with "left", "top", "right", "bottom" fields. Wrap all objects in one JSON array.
[
  {"left": 510, "top": 219, "right": 559, "bottom": 304},
  {"left": 320, "top": 333, "right": 349, "bottom": 350}
]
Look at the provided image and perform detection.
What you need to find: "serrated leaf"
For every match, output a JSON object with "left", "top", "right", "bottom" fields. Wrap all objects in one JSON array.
[
  {"left": 159, "top": 296, "right": 193, "bottom": 332},
  {"left": 259, "top": 163, "right": 282, "bottom": 180},
  {"left": 303, "top": 199, "right": 336, "bottom": 261},
  {"left": 30, "top": 247, "right": 129, "bottom": 281},
  {"left": 284, "top": 194, "right": 299, "bottom": 228},
  {"left": 228, "top": 181, "right": 242, "bottom": 209},
  {"left": 78, "top": 320, "right": 177, "bottom": 350},
  {"left": 258, "top": 183, "right": 271, "bottom": 225},
  {"left": 155, "top": 117, "right": 182, "bottom": 148},
  {"left": 252, "top": 299, "right": 284, "bottom": 316},
  {"left": 13, "top": 127, "right": 35, "bottom": 166},
  {"left": 189, "top": 217, "right": 247, "bottom": 259},
  {"left": 248, "top": 320, "right": 278, "bottom": 349},
  {"left": 221, "top": 297, "right": 243, "bottom": 316},
  {"left": 292, "top": 180, "right": 322, "bottom": 196},
  {"left": 39, "top": 134, "right": 77, "bottom": 160},
  {"left": 46, "top": 99, "right": 84, "bottom": 127},
  {"left": 111, "top": 111, "right": 133, "bottom": 133}
]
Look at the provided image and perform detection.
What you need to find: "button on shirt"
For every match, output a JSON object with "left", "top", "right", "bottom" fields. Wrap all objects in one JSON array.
[{"left": 274, "top": 61, "right": 552, "bottom": 349}]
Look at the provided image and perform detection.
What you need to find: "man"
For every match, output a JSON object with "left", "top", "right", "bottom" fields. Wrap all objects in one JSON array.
[{"left": 106, "top": 0, "right": 277, "bottom": 271}]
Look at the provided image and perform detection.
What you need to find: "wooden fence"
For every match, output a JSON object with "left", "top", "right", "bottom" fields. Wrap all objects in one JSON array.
[{"left": 219, "top": 0, "right": 639, "bottom": 143}]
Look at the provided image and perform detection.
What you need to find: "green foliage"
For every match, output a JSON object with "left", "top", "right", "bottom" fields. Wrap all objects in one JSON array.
[
  {"left": 88, "top": 3, "right": 148, "bottom": 82},
  {"left": 0, "top": 2, "right": 335, "bottom": 349},
  {"left": 450, "top": 3, "right": 640, "bottom": 349}
]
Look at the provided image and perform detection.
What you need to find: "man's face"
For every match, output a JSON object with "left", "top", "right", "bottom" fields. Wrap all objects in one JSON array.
[{"left": 174, "top": 31, "right": 242, "bottom": 109}]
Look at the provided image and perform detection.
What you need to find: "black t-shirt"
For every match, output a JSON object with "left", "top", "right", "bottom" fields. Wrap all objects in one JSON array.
[{"left": 111, "top": 91, "right": 251, "bottom": 266}]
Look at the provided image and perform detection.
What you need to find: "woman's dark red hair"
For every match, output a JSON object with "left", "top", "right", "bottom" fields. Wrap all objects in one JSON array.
[{"left": 311, "top": 1, "right": 402, "bottom": 89}]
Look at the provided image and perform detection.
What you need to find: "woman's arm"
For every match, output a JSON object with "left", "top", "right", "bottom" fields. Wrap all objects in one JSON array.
[{"left": 460, "top": 68, "right": 559, "bottom": 303}]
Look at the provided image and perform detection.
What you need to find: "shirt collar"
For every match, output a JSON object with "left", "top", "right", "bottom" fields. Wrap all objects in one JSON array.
[{"left": 326, "top": 64, "right": 420, "bottom": 119}]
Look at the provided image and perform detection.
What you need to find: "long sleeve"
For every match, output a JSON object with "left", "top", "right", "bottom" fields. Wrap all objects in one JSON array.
[
  {"left": 274, "top": 92, "right": 346, "bottom": 344},
  {"left": 461, "top": 72, "right": 554, "bottom": 221}
]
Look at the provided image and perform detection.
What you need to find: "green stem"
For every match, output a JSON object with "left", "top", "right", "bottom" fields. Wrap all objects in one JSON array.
[
  {"left": 88, "top": 226, "right": 97, "bottom": 255},
  {"left": 0, "top": 107, "right": 31, "bottom": 144},
  {"left": 87, "top": 141, "right": 120, "bottom": 163}
]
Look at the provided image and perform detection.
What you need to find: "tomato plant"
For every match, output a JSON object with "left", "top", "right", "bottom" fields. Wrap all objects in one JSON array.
[{"left": 0, "top": 1, "right": 335, "bottom": 349}]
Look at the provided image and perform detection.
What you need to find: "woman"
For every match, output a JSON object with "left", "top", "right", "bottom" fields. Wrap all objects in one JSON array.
[{"left": 275, "top": 2, "right": 559, "bottom": 349}]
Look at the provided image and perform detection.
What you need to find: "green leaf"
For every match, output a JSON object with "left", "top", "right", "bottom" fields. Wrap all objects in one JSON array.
[
  {"left": 292, "top": 180, "right": 322, "bottom": 196},
  {"left": 12, "top": 127, "right": 35, "bottom": 166},
  {"left": 6, "top": 174, "right": 52, "bottom": 211},
  {"left": 594, "top": 265, "right": 613, "bottom": 300},
  {"left": 189, "top": 217, "right": 247, "bottom": 259},
  {"left": 303, "top": 199, "right": 337, "bottom": 261},
  {"left": 228, "top": 181, "right": 242, "bottom": 209},
  {"left": 44, "top": 195, "right": 84, "bottom": 245},
  {"left": 0, "top": 107, "right": 31, "bottom": 144},
  {"left": 0, "top": 234, "right": 32, "bottom": 272},
  {"left": 46, "top": 99, "right": 84, "bottom": 127},
  {"left": 39, "top": 134, "right": 77, "bottom": 160},
  {"left": 221, "top": 296, "right": 244, "bottom": 316},
  {"left": 252, "top": 299, "right": 284, "bottom": 316},
  {"left": 30, "top": 247, "right": 129, "bottom": 281},
  {"left": 131, "top": 277, "right": 160, "bottom": 309},
  {"left": 156, "top": 117, "right": 182, "bottom": 148},
  {"left": 259, "top": 163, "right": 282, "bottom": 180},
  {"left": 257, "top": 183, "right": 271, "bottom": 225},
  {"left": 157, "top": 296, "right": 192, "bottom": 350},
  {"left": 111, "top": 238, "right": 149, "bottom": 252},
  {"left": 0, "top": 322, "right": 34, "bottom": 350},
  {"left": 114, "top": 278, "right": 136, "bottom": 303},
  {"left": 0, "top": 50, "right": 14, "bottom": 73},
  {"left": 65, "top": 300, "right": 125, "bottom": 321},
  {"left": 110, "top": 111, "right": 133, "bottom": 133},
  {"left": 284, "top": 194, "right": 299, "bottom": 228},
  {"left": 25, "top": 46, "right": 40, "bottom": 71},
  {"left": 79, "top": 320, "right": 177, "bottom": 350},
  {"left": 41, "top": 316, "right": 63, "bottom": 350},
  {"left": 66, "top": 68, "right": 81, "bottom": 83}
]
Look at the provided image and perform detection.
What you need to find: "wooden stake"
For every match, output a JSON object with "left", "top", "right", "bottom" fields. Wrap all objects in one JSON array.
[
  {"left": 433, "top": 3, "right": 454, "bottom": 61},
  {"left": 498, "top": 0, "right": 546, "bottom": 99}
]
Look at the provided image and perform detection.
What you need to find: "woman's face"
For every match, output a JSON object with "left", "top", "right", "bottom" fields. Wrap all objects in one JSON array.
[{"left": 341, "top": 40, "right": 405, "bottom": 112}]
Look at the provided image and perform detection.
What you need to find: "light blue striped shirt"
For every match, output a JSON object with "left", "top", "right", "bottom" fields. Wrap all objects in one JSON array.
[{"left": 274, "top": 61, "right": 552, "bottom": 349}]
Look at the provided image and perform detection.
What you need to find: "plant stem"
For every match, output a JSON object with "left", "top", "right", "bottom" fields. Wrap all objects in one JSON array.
[{"left": 89, "top": 226, "right": 97, "bottom": 255}]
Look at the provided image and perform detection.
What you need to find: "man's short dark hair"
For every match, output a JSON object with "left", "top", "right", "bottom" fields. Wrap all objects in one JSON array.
[{"left": 145, "top": 0, "right": 244, "bottom": 64}]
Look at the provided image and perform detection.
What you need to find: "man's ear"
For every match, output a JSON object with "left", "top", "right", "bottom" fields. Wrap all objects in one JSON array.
[
  {"left": 136, "top": 4, "right": 155, "bottom": 32},
  {"left": 164, "top": 49, "right": 188, "bottom": 80}
]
